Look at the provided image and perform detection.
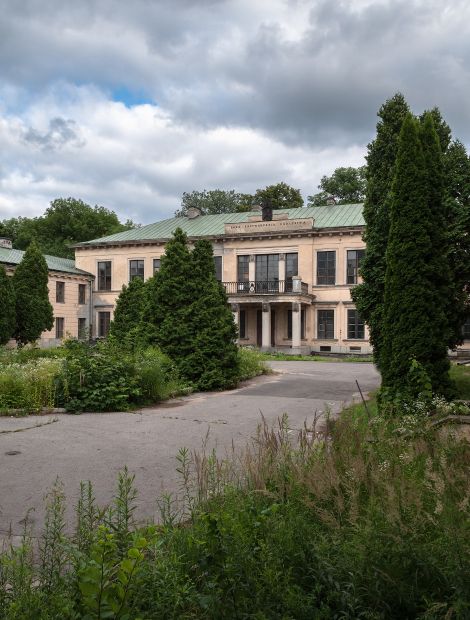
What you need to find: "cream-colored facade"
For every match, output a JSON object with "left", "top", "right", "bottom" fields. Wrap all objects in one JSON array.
[{"left": 74, "top": 207, "right": 373, "bottom": 355}]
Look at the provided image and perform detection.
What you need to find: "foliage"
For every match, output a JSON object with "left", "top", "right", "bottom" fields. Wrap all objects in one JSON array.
[
  {"left": 0, "top": 197, "right": 135, "bottom": 259},
  {"left": 237, "top": 347, "right": 270, "bottom": 380},
  {"left": 109, "top": 277, "right": 147, "bottom": 350},
  {"left": 352, "top": 92, "right": 410, "bottom": 370},
  {"left": 308, "top": 165, "right": 367, "bottom": 206},
  {"left": 381, "top": 114, "right": 453, "bottom": 401},
  {"left": 179, "top": 240, "right": 239, "bottom": 390},
  {"left": 0, "top": 357, "right": 63, "bottom": 412},
  {"left": 175, "top": 189, "right": 252, "bottom": 216},
  {"left": 133, "top": 347, "right": 186, "bottom": 402},
  {"left": 1, "top": 407, "right": 469, "bottom": 618},
  {"left": 12, "top": 241, "right": 54, "bottom": 346},
  {"left": 253, "top": 181, "right": 304, "bottom": 210},
  {"left": 0, "top": 264, "right": 15, "bottom": 345},
  {"left": 450, "top": 363, "right": 470, "bottom": 400}
]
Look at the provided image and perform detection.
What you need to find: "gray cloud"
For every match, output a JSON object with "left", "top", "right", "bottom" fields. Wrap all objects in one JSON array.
[{"left": 23, "top": 117, "right": 84, "bottom": 150}]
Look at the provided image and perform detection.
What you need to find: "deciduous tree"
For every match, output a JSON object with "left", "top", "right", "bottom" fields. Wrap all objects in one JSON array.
[
  {"left": 308, "top": 166, "right": 367, "bottom": 206},
  {"left": 253, "top": 182, "right": 304, "bottom": 210}
]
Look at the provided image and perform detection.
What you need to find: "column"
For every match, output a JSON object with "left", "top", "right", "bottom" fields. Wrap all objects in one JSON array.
[
  {"left": 231, "top": 304, "right": 239, "bottom": 340},
  {"left": 292, "top": 302, "right": 301, "bottom": 349},
  {"left": 278, "top": 253, "right": 286, "bottom": 286},
  {"left": 261, "top": 302, "right": 271, "bottom": 349},
  {"left": 248, "top": 254, "right": 255, "bottom": 282}
]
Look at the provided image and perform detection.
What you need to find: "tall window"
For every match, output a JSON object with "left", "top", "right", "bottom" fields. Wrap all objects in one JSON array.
[
  {"left": 213, "top": 256, "right": 222, "bottom": 281},
  {"left": 239, "top": 310, "right": 246, "bottom": 338},
  {"left": 317, "top": 309, "right": 334, "bottom": 339},
  {"left": 287, "top": 309, "right": 292, "bottom": 339},
  {"left": 153, "top": 258, "right": 161, "bottom": 274},
  {"left": 237, "top": 256, "right": 250, "bottom": 282},
  {"left": 317, "top": 251, "right": 336, "bottom": 285},
  {"left": 98, "top": 312, "right": 110, "bottom": 338},
  {"left": 285, "top": 253, "right": 298, "bottom": 291},
  {"left": 78, "top": 317, "right": 87, "bottom": 340},
  {"left": 347, "top": 249, "right": 365, "bottom": 284},
  {"left": 56, "top": 281, "right": 65, "bottom": 303},
  {"left": 463, "top": 317, "right": 470, "bottom": 340},
  {"left": 98, "top": 261, "right": 112, "bottom": 291},
  {"left": 55, "top": 317, "right": 64, "bottom": 339},
  {"left": 347, "top": 309, "right": 365, "bottom": 339},
  {"left": 78, "top": 284, "right": 86, "bottom": 305},
  {"left": 255, "top": 254, "right": 279, "bottom": 292},
  {"left": 129, "top": 260, "right": 144, "bottom": 282}
]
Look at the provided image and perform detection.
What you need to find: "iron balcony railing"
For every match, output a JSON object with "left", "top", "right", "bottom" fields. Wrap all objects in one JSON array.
[{"left": 223, "top": 280, "right": 309, "bottom": 295}]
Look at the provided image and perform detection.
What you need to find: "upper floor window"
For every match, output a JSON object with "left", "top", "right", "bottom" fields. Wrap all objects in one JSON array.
[
  {"left": 237, "top": 255, "right": 250, "bottom": 282},
  {"left": 129, "top": 259, "right": 144, "bottom": 282},
  {"left": 347, "top": 309, "right": 365, "bottom": 339},
  {"left": 285, "top": 253, "right": 298, "bottom": 291},
  {"left": 317, "top": 309, "right": 334, "bottom": 339},
  {"left": 55, "top": 317, "right": 64, "bottom": 339},
  {"left": 98, "top": 261, "right": 112, "bottom": 291},
  {"left": 78, "top": 283, "right": 86, "bottom": 305},
  {"left": 153, "top": 258, "right": 161, "bottom": 274},
  {"left": 56, "top": 281, "right": 65, "bottom": 303},
  {"left": 213, "top": 256, "right": 222, "bottom": 281},
  {"left": 317, "top": 251, "right": 336, "bottom": 285},
  {"left": 347, "top": 249, "right": 365, "bottom": 284}
]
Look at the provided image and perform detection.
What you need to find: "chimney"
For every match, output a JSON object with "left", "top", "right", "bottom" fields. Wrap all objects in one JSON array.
[
  {"left": 326, "top": 196, "right": 336, "bottom": 205},
  {"left": 0, "top": 237, "right": 12, "bottom": 249},
  {"left": 187, "top": 207, "right": 202, "bottom": 219}
]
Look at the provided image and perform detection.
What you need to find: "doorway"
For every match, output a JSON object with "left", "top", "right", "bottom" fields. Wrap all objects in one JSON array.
[
  {"left": 256, "top": 310, "right": 262, "bottom": 347},
  {"left": 271, "top": 309, "right": 276, "bottom": 347}
]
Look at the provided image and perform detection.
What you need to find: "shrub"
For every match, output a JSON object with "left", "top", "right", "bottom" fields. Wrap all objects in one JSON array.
[
  {"left": 0, "top": 358, "right": 62, "bottom": 412},
  {"left": 134, "top": 347, "right": 187, "bottom": 403},
  {"left": 237, "top": 347, "right": 269, "bottom": 381}
]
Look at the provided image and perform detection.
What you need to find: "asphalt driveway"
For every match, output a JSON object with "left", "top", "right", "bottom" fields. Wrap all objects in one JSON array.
[{"left": 0, "top": 361, "right": 380, "bottom": 535}]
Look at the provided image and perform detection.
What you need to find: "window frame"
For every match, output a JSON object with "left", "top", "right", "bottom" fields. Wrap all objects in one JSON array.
[
  {"left": 347, "top": 308, "right": 365, "bottom": 340},
  {"left": 317, "top": 309, "right": 335, "bottom": 340},
  {"left": 129, "top": 259, "right": 145, "bottom": 282},
  {"left": 316, "top": 251, "right": 336, "bottom": 285},
  {"left": 463, "top": 317, "right": 470, "bottom": 340},
  {"left": 78, "top": 283, "right": 86, "bottom": 305},
  {"left": 213, "top": 256, "right": 223, "bottom": 282},
  {"left": 56, "top": 281, "right": 65, "bottom": 303},
  {"left": 98, "top": 311, "right": 111, "bottom": 338},
  {"left": 346, "top": 249, "right": 365, "bottom": 285},
  {"left": 97, "top": 261, "right": 112, "bottom": 291},
  {"left": 239, "top": 309, "right": 247, "bottom": 339},
  {"left": 78, "top": 317, "right": 87, "bottom": 340},
  {"left": 153, "top": 258, "right": 161, "bottom": 275},
  {"left": 237, "top": 255, "right": 250, "bottom": 282},
  {"left": 55, "top": 317, "right": 64, "bottom": 339}
]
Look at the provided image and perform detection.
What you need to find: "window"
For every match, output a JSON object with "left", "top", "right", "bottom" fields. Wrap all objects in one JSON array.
[
  {"left": 255, "top": 254, "right": 279, "bottom": 292},
  {"left": 98, "top": 261, "right": 112, "bottom": 291},
  {"left": 317, "top": 251, "right": 336, "bottom": 285},
  {"left": 463, "top": 317, "right": 470, "bottom": 340},
  {"left": 287, "top": 310, "right": 292, "bottom": 339},
  {"left": 347, "top": 309, "right": 365, "bottom": 339},
  {"left": 347, "top": 249, "right": 365, "bottom": 284},
  {"left": 239, "top": 310, "right": 246, "bottom": 338},
  {"left": 213, "top": 256, "right": 222, "bottom": 281},
  {"left": 285, "top": 253, "right": 298, "bottom": 291},
  {"left": 55, "top": 317, "right": 64, "bottom": 339},
  {"left": 317, "top": 309, "right": 334, "bottom": 339},
  {"left": 237, "top": 256, "right": 250, "bottom": 282},
  {"left": 301, "top": 308, "right": 306, "bottom": 340},
  {"left": 129, "top": 260, "right": 144, "bottom": 282},
  {"left": 56, "top": 281, "right": 65, "bottom": 303},
  {"left": 78, "top": 318, "right": 87, "bottom": 340},
  {"left": 153, "top": 258, "right": 161, "bottom": 274},
  {"left": 98, "top": 312, "right": 110, "bottom": 338},
  {"left": 78, "top": 284, "right": 86, "bottom": 305}
]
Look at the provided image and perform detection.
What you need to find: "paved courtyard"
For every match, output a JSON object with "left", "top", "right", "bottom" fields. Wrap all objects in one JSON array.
[{"left": 0, "top": 361, "right": 380, "bottom": 535}]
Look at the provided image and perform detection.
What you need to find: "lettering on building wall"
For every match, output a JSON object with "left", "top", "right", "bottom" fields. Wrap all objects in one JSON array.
[{"left": 224, "top": 218, "right": 314, "bottom": 235}]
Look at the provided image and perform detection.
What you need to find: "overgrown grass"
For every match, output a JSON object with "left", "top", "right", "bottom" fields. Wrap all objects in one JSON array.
[
  {"left": 237, "top": 346, "right": 271, "bottom": 381},
  {"left": 260, "top": 350, "right": 374, "bottom": 362},
  {"left": 0, "top": 358, "right": 63, "bottom": 414},
  {"left": 450, "top": 362, "right": 470, "bottom": 399},
  {"left": 1, "top": 401, "right": 469, "bottom": 618}
]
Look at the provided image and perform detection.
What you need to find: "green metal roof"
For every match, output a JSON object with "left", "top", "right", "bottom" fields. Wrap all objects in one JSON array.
[
  {"left": 0, "top": 247, "right": 93, "bottom": 276},
  {"left": 77, "top": 203, "right": 365, "bottom": 246}
]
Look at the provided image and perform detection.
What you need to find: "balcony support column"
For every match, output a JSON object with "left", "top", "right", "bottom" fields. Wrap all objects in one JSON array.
[
  {"left": 261, "top": 302, "right": 271, "bottom": 350},
  {"left": 279, "top": 253, "right": 286, "bottom": 282},
  {"left": 292, "top": 302, "right": 301, "bottom": 349}
]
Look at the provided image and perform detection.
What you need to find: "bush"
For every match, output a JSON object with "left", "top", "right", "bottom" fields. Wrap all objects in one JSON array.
[
  {"left": 237, "top": 346, "right": 269, "bottom": 381},
  {"left": 0, "top": 358, "right": 63, "bottom": 412},
  {"left": 134, "top": 347, "right": 187, "bottom": 403}
]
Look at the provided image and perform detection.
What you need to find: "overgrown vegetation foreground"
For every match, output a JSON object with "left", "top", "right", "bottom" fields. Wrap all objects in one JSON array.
[
  {"left": 1, "top": 402, "right": 469, "bottom": 619},
  {"left": 0, "top": 343, "right": 268, "bottom": 413}
]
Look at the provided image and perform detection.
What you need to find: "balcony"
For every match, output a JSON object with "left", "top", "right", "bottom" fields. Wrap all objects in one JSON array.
[{"left": 223, "top": 280, "right": 309, "bottom": 295}]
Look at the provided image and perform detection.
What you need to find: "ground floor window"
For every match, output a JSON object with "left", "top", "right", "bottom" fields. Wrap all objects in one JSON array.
[
  {"left": 301, "top": 308, "right": 306, "bottom": 339},
  {"left": 317, "top": 309, "right": 334, "bottom": 339},
  {"left": 239, "top": 310, "right": 246, "bottom": 338},
  {"left": 287, "top": 309, "right": 292, "bottom": 339},
  {"left": 347, "top": 309, "right": 365, "bottom": 339},
  {"left": 463, "top": 317, "right": 470, "bottom": 340},
  {"left": 55, "top": 317, "right": 64, "bottom": 339},
  {"left": 78, "top": 318, "right": 87, "bottom": 340},
  {"left": 98, "top": 312, "right": 111, "bottom": 338}
]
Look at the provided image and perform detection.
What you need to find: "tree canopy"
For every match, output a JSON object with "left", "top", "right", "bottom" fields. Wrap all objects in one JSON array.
[
  {"left": 253, "top": 182, "right": 304, "bottom": 210},
  {"left": 308, "top": 166, "right": 367, "bottom": 206},
  {"left": 0, "top": 197, "right": 136, "bottom": 259}
]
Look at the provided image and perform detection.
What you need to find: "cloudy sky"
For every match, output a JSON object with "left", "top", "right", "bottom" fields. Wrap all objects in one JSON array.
[{"left": 1, "top": 0, "right": 469, "bottom": 224}]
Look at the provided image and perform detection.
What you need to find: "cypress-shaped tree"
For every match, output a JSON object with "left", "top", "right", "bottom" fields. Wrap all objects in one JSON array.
[
  {"left": 0, "top": 264, "right": 16, "bottom": 345},
  {"left": 180, "top": 240, "right": 239, "bottom": 390},
  {"left": 12, "top": 241, "right": 53, "bottom": 346},
  {"left": 147, "top": 228, "right": 194, "bottom": 367},
  {"left": 109, "top": 277, "right": 146, "bottom": 350},
  {"left": 381, "top": 114, "right": 452, "bottom": 399}
]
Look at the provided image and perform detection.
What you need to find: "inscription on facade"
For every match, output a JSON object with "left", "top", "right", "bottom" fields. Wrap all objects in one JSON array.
[{"left": 224, "top": 218, "right": 314, "bottom": 235}]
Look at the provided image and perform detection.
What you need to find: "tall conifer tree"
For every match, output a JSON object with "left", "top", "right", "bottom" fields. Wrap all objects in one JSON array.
[
  {"left": 352, "top": 93, "right": 410, "bottom": 369},
  {"left": 12, "top": 241, "right": 53, "bottom": 345},
  {"left": 381, "top": 115, "right": 452, "bottom": 399},
  {"left": 181, "top": 240, "right": 239, "bottom": 390},
  {"left": 0, "top": 264, "right": 15, "bottom": 345},
  {"left": 109, "top": 277, "right": 146, "bottom": 350}
]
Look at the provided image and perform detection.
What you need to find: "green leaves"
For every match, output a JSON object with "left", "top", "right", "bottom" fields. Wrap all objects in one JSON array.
[{"left": 0, "top": 264, "right": 15, "bottom": 345}]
